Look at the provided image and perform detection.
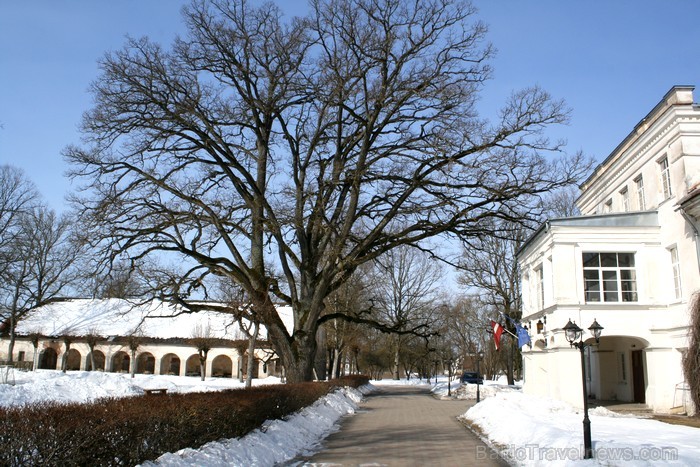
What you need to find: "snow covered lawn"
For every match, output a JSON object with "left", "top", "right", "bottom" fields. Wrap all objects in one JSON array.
[
  {"left": 0, "top": 369, "right": 284, "bottom": 407},
  {"left": 462, "top": 390, "right": 700, "bottom": 466}
]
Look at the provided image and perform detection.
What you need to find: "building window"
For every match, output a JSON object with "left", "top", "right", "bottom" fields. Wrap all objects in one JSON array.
[
  {"left": 634, "top": 175, "right": 645, "bottom": 210},
  {"left": 604, "top": 199, "right": 612, "bottom": 213},
  {"left": 619, "top": 352, "right": 627, "bottom": 382},
  {"left": 535, "top": 265, "right": 544, "bottom": 310},
  {"left": 670, "top": 246, "right": 682, "bottom": 300},
  {"left": 583, "top": 252, "right": 637, "bottom": 302},
  {"left": 620, "top": 187, "right": 630, "bottom": 212},
  {"left": 18, "top": 351, "right": 25, "bottom": 362},
  {"left": 659, "top": 156, "right": 672, "bottom": 199}
]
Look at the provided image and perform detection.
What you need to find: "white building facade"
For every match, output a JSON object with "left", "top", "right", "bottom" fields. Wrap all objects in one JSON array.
[{"left": 517, "top": 86, "right": 700, "bottom": 414}]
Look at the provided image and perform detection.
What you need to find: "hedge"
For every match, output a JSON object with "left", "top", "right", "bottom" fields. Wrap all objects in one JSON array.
[{"left": 0, "top": 375, "right": 369, "bottom": 466}]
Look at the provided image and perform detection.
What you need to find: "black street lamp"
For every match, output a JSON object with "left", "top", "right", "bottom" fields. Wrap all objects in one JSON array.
[{"left": 563, "top": 318, "right": 603, "bottom": 460}]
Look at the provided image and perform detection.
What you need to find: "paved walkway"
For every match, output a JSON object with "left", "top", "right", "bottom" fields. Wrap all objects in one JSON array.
[{"left": 293, "top": 385, "right": 508, "bottom": 466}]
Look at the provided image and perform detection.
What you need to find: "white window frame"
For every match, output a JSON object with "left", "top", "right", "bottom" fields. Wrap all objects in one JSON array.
[
  {"left": 535, "top": 265, "right": 544, "bottom": 310},
  {"left": 670, "top": 246, "right": 682, "bottom": 300},
  {"left": 604, "top": 199, "right": 613, "bottom": 213},
  {"left": 620, "top": 187, "right": 630, "bottom": 212},
  {"left": 583, "top": 252, "right": 638, "bottom": 303},
  {"left": 634, "top": 175, "right": 645, "bottom": 210},
  {"left": 659, "top": 156, "right": 672, "bottom": 199},
  {"left": 618, "top": 352, "right": 627, "bottom": 383}
]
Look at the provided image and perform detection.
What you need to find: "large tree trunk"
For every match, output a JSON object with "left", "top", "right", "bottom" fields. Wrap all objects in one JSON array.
[
  {"left": 130, "top": 349, "right": 136, "bottom": 378},
  {"left": 61, "top": 341, "right": 71, "bottom": 373},
  {"left": 89, "top": 345, "right": 96, "bottom": 371},
  {"left": 271, "top": 328, "right": 317, "bottom": 384},
  {"left": 199, "top": 350, "right": 207, "bottom": 381},
  {"left": 255, "top": 297, "right": 320, "bottom": 383},
  {"left": 245, "top": 322, "right": 259, "bottom": 389},
  {"left": 331, "top": 348, "right": 340, "bottom": 380},
  {"left": 393, "top": 336, "right": 401, "bottom": 380},
  {"left": 7, "top": 329, "right": 15, "bottom": 364}
]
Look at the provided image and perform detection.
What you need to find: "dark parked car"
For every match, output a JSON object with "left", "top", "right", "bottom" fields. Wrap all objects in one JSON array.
[{"left": 460, "top": 371, "right": 483, "bottom": 384}]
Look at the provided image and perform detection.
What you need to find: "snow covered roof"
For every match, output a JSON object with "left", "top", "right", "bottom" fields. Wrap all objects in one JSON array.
[{"left": 16, "top": 299, "right": 294, "bottom": 340}]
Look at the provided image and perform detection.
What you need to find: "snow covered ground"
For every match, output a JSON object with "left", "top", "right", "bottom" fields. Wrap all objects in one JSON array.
[
  {"left": 2, "top": 371, "right": 699, "bottom": 466},
  {"left": 0, "top": 369, "right": 284, "bottom": 407},
  {"left": 439, "top": 379, "right": 700, "bottom": 466}
]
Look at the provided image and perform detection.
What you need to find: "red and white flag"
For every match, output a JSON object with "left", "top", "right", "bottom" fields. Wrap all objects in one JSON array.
[{"left": 490, "top": 320, "right": 504, "bottom": 351}]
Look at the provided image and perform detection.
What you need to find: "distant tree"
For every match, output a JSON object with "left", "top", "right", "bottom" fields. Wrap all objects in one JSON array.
[
  {"left": 458, "top": 219, "right": 529, "bottom": 384},
  {"left": 323, "top": 273, "right": 368, "bottom": 379},
  {"left": 441, "top": 295, "right": 482, "bottom": 366},
  {"left": 66, "top": 0, "right": 590, "bottom": 382},
  {"left": 398, "top": 335, "right": 431, "bottom": 380},
  {"left": 233, "top": 340, "right": 248, "bottom": 383},
  {"left": 539, "top": 186, "right": 581, "bottom": 218},
  {"left": 28, "top": 332, "right": 41, "bottom": 371},
  {"left": 190, "top": 323, "right": 215, "bottom": 381},
  {"left": 0, "top": 165, "right": 39, "bottom": 257},
  {"left": 357, "top": 328, "right": 393, "bottom": 380},
  {"left": 60, "top": 336, "right": 72, "bottom": 373},
  {"left": 127, "top": 335, "right": 141, "bottom": 379},
  {"left": 85, "top": 331, "right": 102, "bottom": 371},
  {"left": 93, "top": 259, "right": 145, "bottom": 299},
  {"left": 1, "top": 206, "right": 83, "bottom": 362},
  {"left": 216, "top": 280, "right": 261, "bottom": 387},
  {"left": 370, "top": 245, "right": 443, "bottom": 379},
  {"left": 242, "top": 319, "right": 260, "bottom": 388},
  {"left": 0, "top": 165, "right": 39, "bottom": 354}
]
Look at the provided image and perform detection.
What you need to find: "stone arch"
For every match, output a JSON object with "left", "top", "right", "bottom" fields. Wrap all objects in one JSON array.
[
  {"left": 38, "top": 347, "right": 58, "bottom": 370},
  {"left": 240, "top": 354, "right": 261, "bottom": 379},
  {"left": 136, "top": 352, "right": 156, "bottom": 374},
  {"left": 593, "top": 335, "right": 649, "bottom": 404},
  {"left": 211, "top": 355, "right": 233, "bottom": 378},
  {"left": 65, "top": 349, "right": 82, "bottom": 371},
  {"left": 185, "top": 354, "right": 201, "bottom": 377},
  {"left": 112, "top": 351, "right": 130, "bottom": 373},
  {"left": 86, "top": 350, "right": 106, "bottom": 371},
  {"left": 160, "top": 353, "right": 181, "bottom": 376}
]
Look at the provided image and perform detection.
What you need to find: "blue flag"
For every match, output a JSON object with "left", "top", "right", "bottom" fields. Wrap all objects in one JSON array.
[{"left": 516, "top": 324, "right": 531, "bottom": 348}]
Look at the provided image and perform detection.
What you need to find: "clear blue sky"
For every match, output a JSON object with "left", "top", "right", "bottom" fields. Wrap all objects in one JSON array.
[{"left": 2, "top": 0, "right": 700, "bottom": 212}]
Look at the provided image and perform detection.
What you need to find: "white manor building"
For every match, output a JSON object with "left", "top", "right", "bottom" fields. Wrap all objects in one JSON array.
[
  {"left": 0, "top": 298, "right": 292, "bottom": 380},
  {"left": 518, "top": 85, "right": 700, "bottom": 414}
]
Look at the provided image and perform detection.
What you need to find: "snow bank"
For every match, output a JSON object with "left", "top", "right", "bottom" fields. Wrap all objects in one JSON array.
[
  {"left": 0, "top": 370, "right": 142, "bottom": 407},
  {"left": 462, "top": 391, "right": 700, "bottom": 466},
  {"left": 142, "top": 385, "right": 373, "bottom": 467}
]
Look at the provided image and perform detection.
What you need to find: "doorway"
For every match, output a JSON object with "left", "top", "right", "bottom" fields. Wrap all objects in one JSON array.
[{"left": 631, "top": 350, "right": 645, "bottom": 403}]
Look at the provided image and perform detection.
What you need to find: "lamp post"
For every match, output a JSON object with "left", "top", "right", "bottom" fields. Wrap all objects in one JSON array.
[
  {"left": 476, "top": 350, "right": 484, "bottom": 403},
  {"left": 563, "top": 318, "right": 603, "bottom": 460},
  {"left": 447, "top": 356, "right": 453, "bottom": 396}
]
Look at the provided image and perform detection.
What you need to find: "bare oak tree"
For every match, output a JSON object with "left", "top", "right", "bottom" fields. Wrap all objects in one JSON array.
[
  {"left": 458, "top": 219, "right": 527, "bottom": 384},
  {"left": 370, "top": 245, "right": 442, "bottom": 379},
  {"left": 65, "top": 0, "right": 589, "bottom": 382}
]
